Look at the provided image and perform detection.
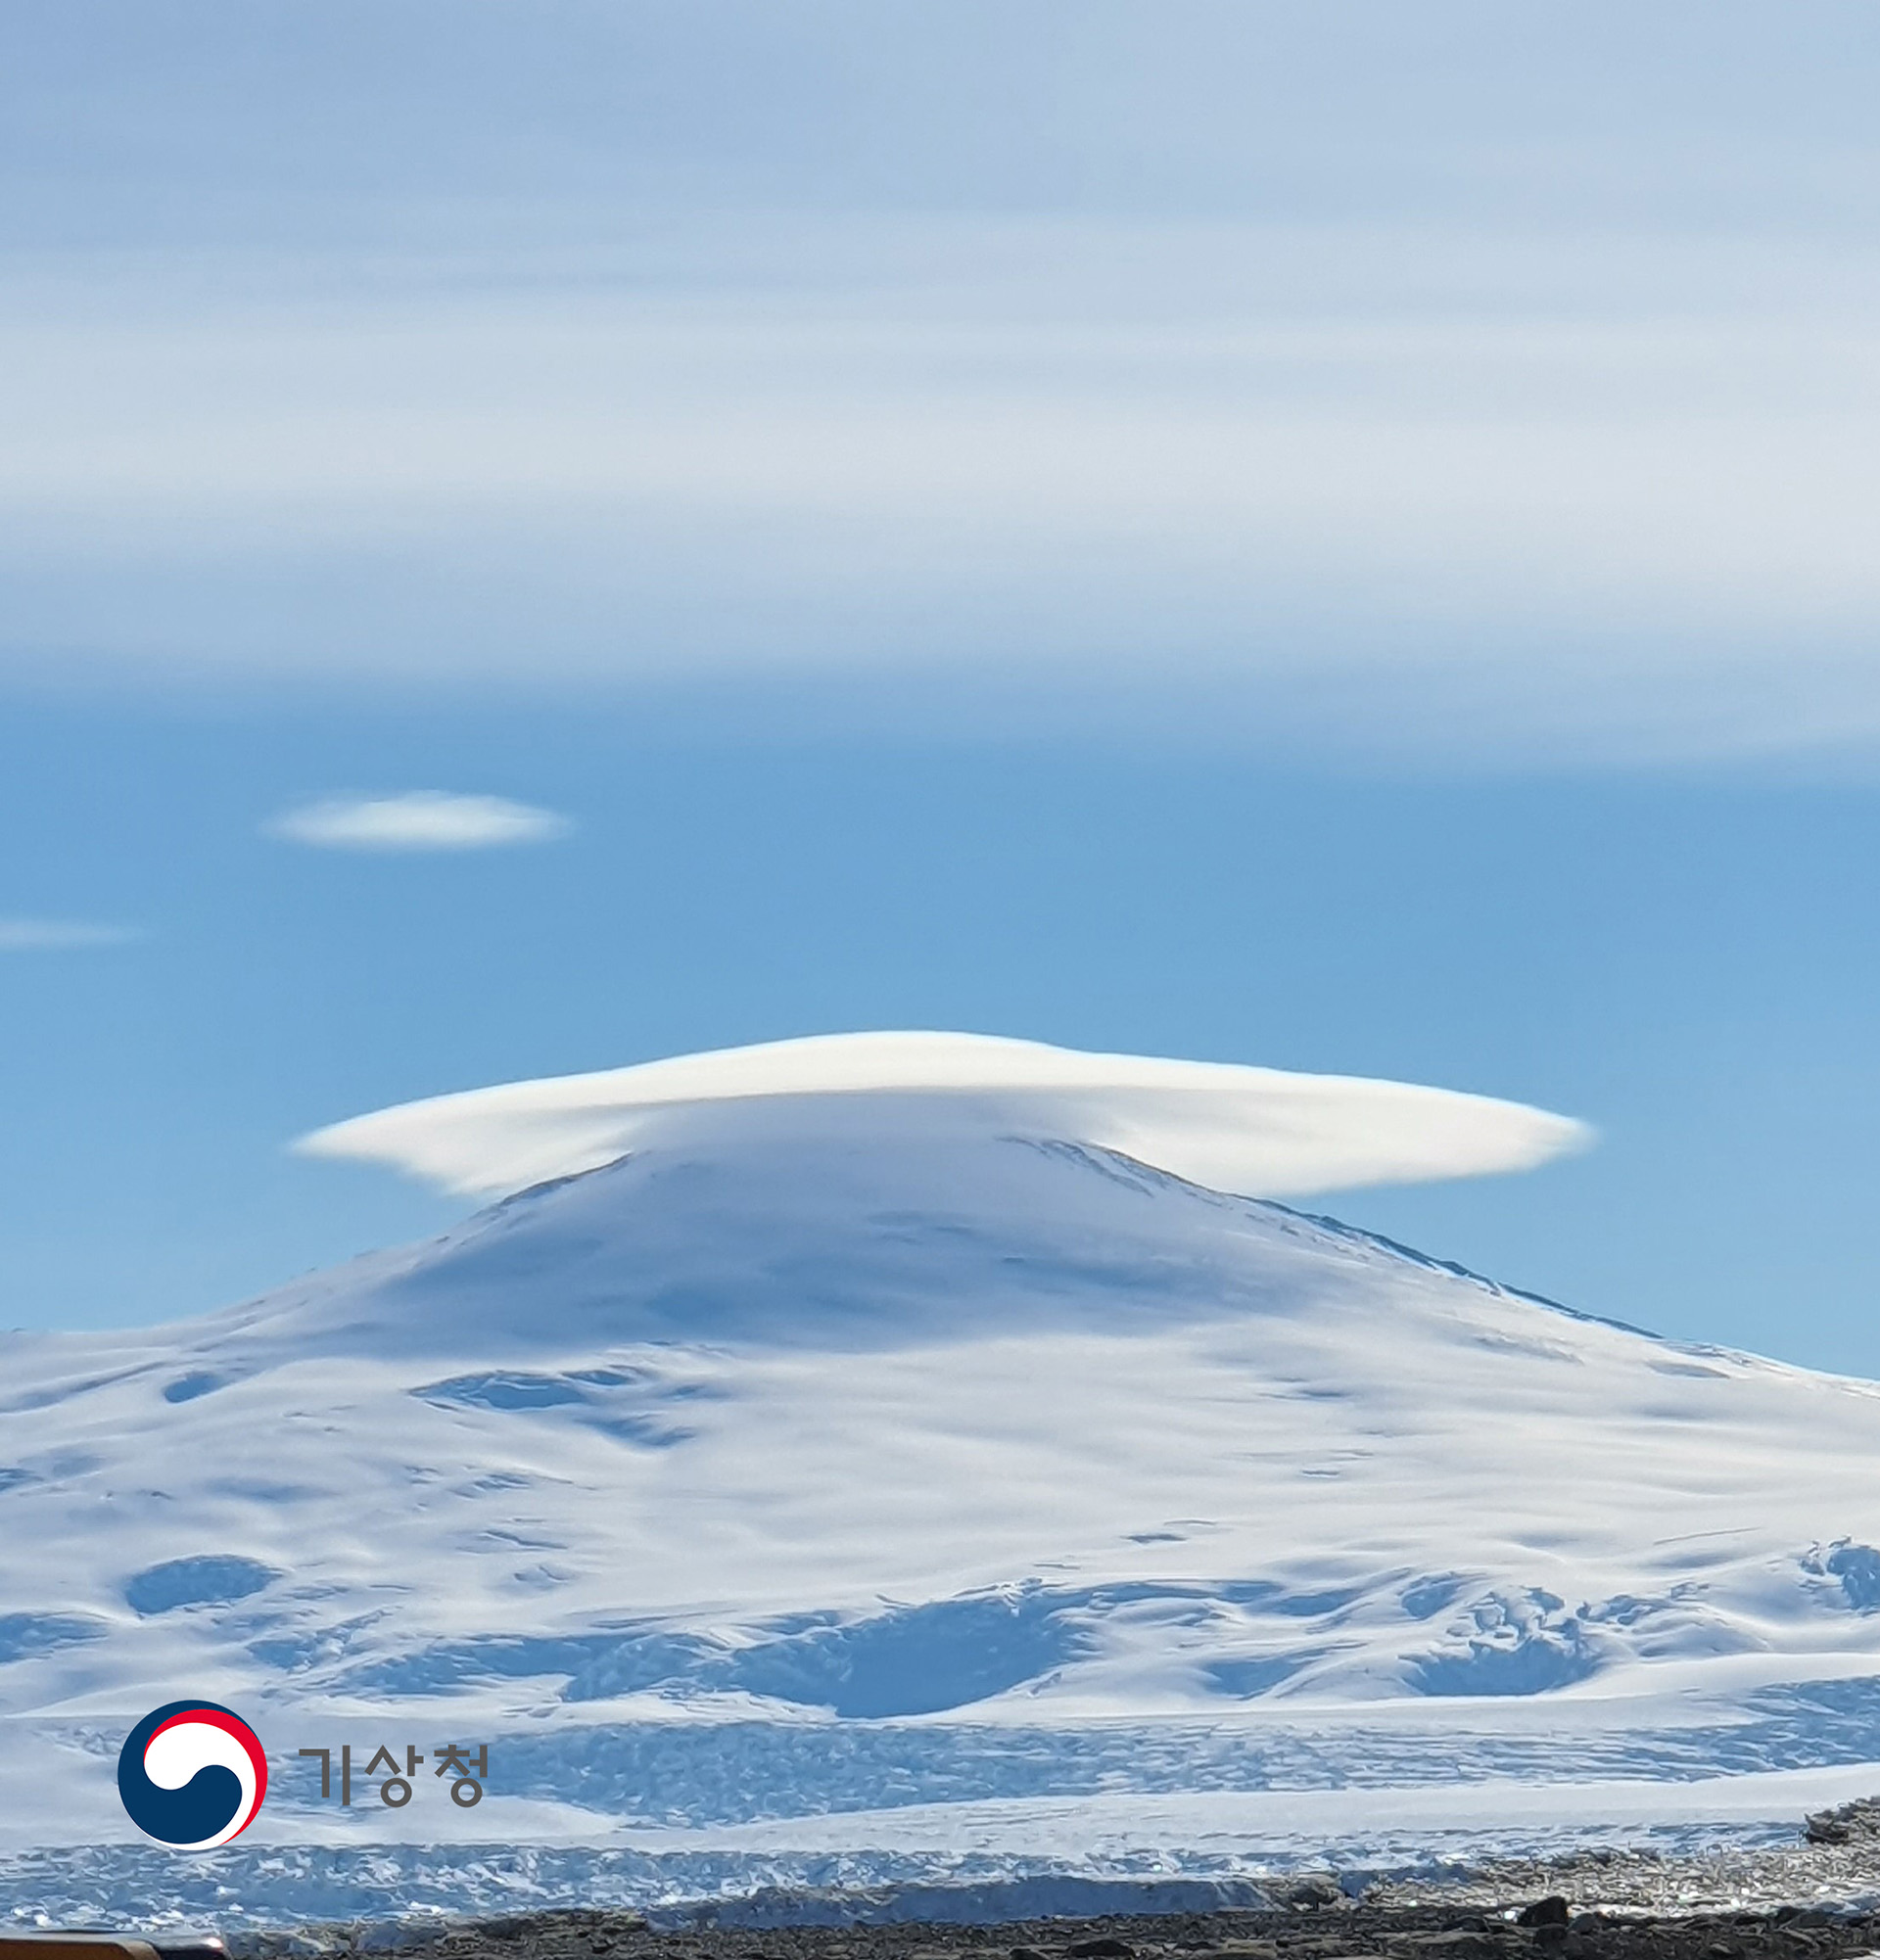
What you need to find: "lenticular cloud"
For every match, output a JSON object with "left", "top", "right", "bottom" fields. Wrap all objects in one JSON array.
[
  {"left": 268, "top": 790, "right": 568, "bottom": 851},
  {"left": 297, "top": 1029, "right": 1589, "bottom": 1199}
]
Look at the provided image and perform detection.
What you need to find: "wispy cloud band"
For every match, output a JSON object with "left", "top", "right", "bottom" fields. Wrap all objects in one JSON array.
[
  {"left": 0, "top": 917, "right": 138, "bottom": 951},
  {"left": 6, "top": 8, "right": 1879, "bottom": 765}
]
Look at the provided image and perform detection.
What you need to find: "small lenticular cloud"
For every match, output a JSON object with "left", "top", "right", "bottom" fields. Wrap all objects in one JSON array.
[
  {"left": 0, "top": 917, "right": 139, "bottom": 951},
  {"left": 270, "top": 791, "right": 569, "bottom": 852}
]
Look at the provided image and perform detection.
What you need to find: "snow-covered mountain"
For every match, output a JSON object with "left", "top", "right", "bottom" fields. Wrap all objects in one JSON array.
[{"left": 5, "top": 1037, "right": 1880, "bottom": 1922}]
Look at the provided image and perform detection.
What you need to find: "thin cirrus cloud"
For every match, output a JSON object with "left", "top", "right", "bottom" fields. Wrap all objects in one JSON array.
[
  {"left": 4, "top": 7, "right": 1880, "bottom": 764},
  {"left": 0, "top": 917, "right": 139, "bottom": 951},
  {"left": 268, "top": 791, "right": 570, "bottom": 853}
]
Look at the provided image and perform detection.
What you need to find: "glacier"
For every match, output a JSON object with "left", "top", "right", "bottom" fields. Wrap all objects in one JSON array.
[{"left": 4, "top": 1037, "right": 1880, "bottom": 1927}]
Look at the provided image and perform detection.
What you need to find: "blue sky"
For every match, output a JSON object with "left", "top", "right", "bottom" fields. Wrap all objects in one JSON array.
[{"left": 5, "top": 5, "right": 1880, "bottom": 1371}]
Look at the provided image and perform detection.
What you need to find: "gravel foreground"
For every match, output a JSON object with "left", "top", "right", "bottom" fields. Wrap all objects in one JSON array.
[
  {"left": 220, "top": 1820, "right": 1880, "bottom": 1960},
  {"left": 232, "top": 1894, "right": 1880, "bottom": 1960}
]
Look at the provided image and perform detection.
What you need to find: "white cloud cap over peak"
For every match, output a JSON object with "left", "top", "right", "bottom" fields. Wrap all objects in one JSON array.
[
  {"left": 269, "top": 791, "right": 569, "bottom": 852},
  {"left": 299, "top": 1030, "right": 1591, "bottom": 1202},
  {"left": 0, "top": 917, "right": 138, "bottom": 951}
]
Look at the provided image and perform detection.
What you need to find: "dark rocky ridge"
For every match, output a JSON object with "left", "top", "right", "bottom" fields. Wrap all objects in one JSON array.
[{"left": 1805, "top": 1801, "right": 1880, "bottom": 1846}]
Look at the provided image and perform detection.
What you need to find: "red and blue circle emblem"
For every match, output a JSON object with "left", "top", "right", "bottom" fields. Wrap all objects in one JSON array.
[{"left": 117, "top": 1701, "right": 268, "bottom": 1847}]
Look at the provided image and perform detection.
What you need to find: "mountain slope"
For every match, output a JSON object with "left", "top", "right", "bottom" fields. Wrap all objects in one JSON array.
[{"left": 3, "top": 1071, "right": 1879, "bottom": 1900}]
